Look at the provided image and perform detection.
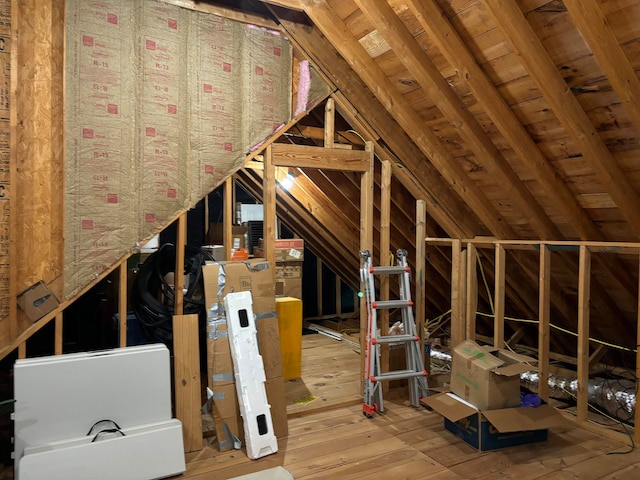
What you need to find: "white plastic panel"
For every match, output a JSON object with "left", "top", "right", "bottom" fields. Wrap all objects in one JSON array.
[
  {"left": 224, "top": 291, "right": 278, "bottom": 460},
  {"left": 14, "top": 344, "right": 181, "bottom": 479},
  {"left": 20, "top": 420, "right": 185, "bottom": 480}
]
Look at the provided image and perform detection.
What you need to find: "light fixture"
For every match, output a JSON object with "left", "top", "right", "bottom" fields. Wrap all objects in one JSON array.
[{"left": 280, "top": 172, "right": 295, "bottom": 191}]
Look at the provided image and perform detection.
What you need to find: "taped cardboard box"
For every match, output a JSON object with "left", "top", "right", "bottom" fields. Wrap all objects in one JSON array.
[
  {"left": 203, "top": 260, "right": 276, "bottom": 315},
  {"left": 203, "top": 260, "right": 287, "bottom": 443},
  {"left": 450, "top": 339, "right": 536, "bottom": 410},
  {"left": 422, "top": 392, "right": 565, "bottom": 451},
  {"left": 209, "top": 382, "right": 243, "bottom": 451}
]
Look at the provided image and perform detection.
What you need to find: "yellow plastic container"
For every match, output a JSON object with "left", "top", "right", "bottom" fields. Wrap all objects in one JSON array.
[{"left": 275, "top": 297, "right": 303, "bottom": 380}]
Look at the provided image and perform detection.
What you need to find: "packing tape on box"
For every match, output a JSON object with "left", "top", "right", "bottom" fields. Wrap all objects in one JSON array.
[
  {"left": 255, "top": 311, "right": 277, "bottom": 320},
  {"left": 211, "top": 391, "right": 226, "bottom": 401},
  {"left": 207, "top": 318, "right": 228, "bottom": 340},
  {"left": 219, "top": 424, "right": 242, "bottom": 450},
  {"left": 212, "top": 373, "right": 234, "bottom": 383}
]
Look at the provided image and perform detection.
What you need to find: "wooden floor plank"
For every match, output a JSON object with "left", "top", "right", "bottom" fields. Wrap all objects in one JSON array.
[{"left": 5, "top": 333, "right": 639, "bottom": 479}]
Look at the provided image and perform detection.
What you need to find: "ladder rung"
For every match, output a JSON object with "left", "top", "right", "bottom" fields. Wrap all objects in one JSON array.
[
  {"left": 369, "top": 265, "right": 410, "bottom": 275},
  {"left": 372, "top": 299, "right": 413, "bottom": 309},
  {"left": 371, "top": 370, "right": 427, "bottom": 382},
  {"left": 373, "top": 334, "right": 419, "bottom": 345}
]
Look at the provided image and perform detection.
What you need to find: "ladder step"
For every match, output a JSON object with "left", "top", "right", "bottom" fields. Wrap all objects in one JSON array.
[
  {"left": 372, "top": 299, "right": 413, "bottom": 309},
  {"left": 369, "top": 265, "right": 410, "bottom": 275},
  {"left": 373, "top": 334, "right": 419, "bottom": 345},
  {"left": 372, "top": 370, "right": 427, "bottom": 382}
]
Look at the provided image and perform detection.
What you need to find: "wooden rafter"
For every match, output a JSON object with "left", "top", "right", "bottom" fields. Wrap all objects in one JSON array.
[
  {"left": 483, "top": 0, "right": 640, "bottom": 240},
  {"left": 563, "top": 0, "right": 640, "bottom": 138},
  {"left": 270, "top": 6, "right": 485, "bottom": 239},
  {"left": 299, "top": 0, "right": 514, "bottom": 239},
  {"left": 407, "top": 0, "right": 639, "bottom": 324},
  {"left": 406, "top": 0, "right": 602, "bottom": 242},
  {"left": 357, "top": 0, "right": 562, "bottom": 239},
  {"left": 332, "top": 93, "right": 479, "bottom": 238}
]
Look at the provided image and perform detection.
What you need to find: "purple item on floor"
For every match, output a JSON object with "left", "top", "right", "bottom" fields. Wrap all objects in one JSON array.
[{"left": 520, "top": 393, "right": 542, "bottom": 407}]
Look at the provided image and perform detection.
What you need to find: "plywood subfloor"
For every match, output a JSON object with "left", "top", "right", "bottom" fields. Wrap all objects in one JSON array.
[
  {"left": 184, "top": 333, "right": 640, "bottom": 479},
  {"left": 283, "top": 332, "right": 361, "bottom": 417},
  {"left": 4, "top": 334, "right": 639, "bottom": 479}
]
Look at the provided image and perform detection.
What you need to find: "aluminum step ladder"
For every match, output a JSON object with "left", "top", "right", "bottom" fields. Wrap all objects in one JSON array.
[{"left": 360, "top": 249, "right": 428, "bottom": 417}]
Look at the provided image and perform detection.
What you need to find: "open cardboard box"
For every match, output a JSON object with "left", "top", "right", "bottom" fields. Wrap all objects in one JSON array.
[
  {"left": 450, "top": 339, "right": 537, "bottom": 410},
  {"left": 422, "top": 392, "right": 566, "bottom": 451}
]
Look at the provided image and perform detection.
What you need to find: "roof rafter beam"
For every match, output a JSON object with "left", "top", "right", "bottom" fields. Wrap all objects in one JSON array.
[
  {"left": 409, "top": 0, "right": 639, "bottom": 319},
  {"left": 300, "top": 0, "right": 515, "bottom": 239},
  {"left": 406, "top": 0, "right": 601, "bottom": 242},
  {"left": 330, "top": 93, "right": 476, "bottom": 238},
  {"left": 563, "top": 0, "right": 640, "bottom": 137},
  {"left": 356, "top": 0, "right": 561, "bottom": 240},
  {"left": 482, "top": 0, "right": 640, "bottom": 240},
  {"left": 269, "top": 7, "right": 483, "bottom": 238}
]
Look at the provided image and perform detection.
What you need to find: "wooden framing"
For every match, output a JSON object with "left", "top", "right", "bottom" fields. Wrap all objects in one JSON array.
[
  {"left": 538, "top": 245, "right": 551, "bottom": 402},
  {"left": 494, "top": 244, "right": 506, "bottom": 348},
  {"left": 224, "top": 176, "right": 233, "bottom": 261},
  {"left": 119, "top": 263, "right": 127, "bottom": 348},
  {"left": 425, "top": 236, "right": 640, "bottom": 444},
  {"left": 261, "top": 100, "right": 374, "bottom": 385},
  {"left": 576, "top": 245, "right": 591, "bottom": 424},
  {"left": 415, "top": 200, "right": 426, "bottom": 370},
  {"left": 483, "top": 0, "right": 640, "bottom": 238}
]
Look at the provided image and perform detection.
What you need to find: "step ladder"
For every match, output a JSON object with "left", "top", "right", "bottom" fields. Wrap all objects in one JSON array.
[{"left": 360, "top": 249, "right": 428, "bottom": 417}]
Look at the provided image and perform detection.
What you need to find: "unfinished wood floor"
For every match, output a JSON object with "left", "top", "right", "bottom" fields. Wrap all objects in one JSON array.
[{"left": 184, "top": 333, "right": 640, "bottom": 479}]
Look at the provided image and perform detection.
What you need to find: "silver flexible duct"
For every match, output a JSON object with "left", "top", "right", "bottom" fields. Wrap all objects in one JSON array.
[{"left": 429, "top": 348, "right": 636, "bottom": 424}]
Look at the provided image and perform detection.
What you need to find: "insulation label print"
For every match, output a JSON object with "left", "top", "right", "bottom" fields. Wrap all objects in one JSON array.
[
  {"left": 141, "top": 123, "right": 181, "bottom": 226},
  {"left": 77, "top": 33, "right": 123, "bottom": 117},
  {"left": 65, "top": 0, "right": 292, "bottom": 299},
  {"left": 138, "top": 1, "right": 188, "bottom": 237},
  {"left": 243, "top": 26, "right": 292, "bottom": 151},
  {"left": 65, "top": 0, "right": 136, "bottom": 296},
  {"left": 188, "top": 13, "right": 243, "bottom": 204}
]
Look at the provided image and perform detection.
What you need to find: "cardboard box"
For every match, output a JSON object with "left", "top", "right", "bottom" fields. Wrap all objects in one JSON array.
[
  {"left": 206, "top": 223, "right": 248, "bottom": 249},
  {"left": 422, "top": 392, "right": 565, "bottom": 451},
  {"left": 203, "top": 260, "right": 276, "bottom": 315},
  {"left": 265, "top": 377, "right": 288, "bottom": 438},
  {"left": 17, "top": 281, "right": 60, "bottom": 322},
  {"left": 275, "top": 262, "right": 302, "bottom": 299},
  {"left": 202, "top": 245, "right": 226, "bottom": 261},
  {"left": 255, "top": 238, "right": 304, "bottom": 261},
  {"left": 203, "top": 260, "right": 284, "bottom": 447},
  {"left": 210, "top": 382, "right": 243, "bottom": 450},
  {"left": 450, "top": 339, "right": 535, "bottom": 410}
]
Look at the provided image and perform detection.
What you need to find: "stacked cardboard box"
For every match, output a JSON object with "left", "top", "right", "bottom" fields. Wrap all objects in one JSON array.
[
  {"left": 423, "top": 339, "right": 565, "bottom": 451},
  {"left": 254, "top": 238, "right": 304, "bottom": 299},
  {"left": 202, "top": 260, "right": 288, "bottom": 452}
]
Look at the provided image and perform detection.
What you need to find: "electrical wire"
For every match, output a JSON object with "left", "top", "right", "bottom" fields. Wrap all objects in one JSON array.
[{"left": 132, "top": 243, "right": 214, "bottom": 348}]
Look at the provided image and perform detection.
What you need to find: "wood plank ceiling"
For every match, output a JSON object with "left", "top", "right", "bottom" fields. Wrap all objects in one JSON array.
[{"left": 225, "top": 0, "right": 640, "bottom": 364}]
